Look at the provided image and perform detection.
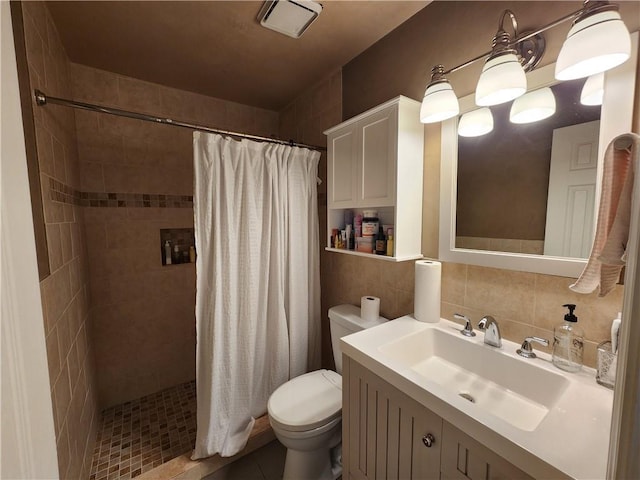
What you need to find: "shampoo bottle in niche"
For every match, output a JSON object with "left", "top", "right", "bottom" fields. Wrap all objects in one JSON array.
[
  {"left": 164, "top": 240, "right": 172, "bottom": 265},
  {"left": 552, "top": 304, "right": 584, "bottom": 372}
]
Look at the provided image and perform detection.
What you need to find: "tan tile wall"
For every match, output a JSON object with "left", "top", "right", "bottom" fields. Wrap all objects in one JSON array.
[
  {"left": 456, "top": 236, "right": 544, "bottom": 255},
  {"left": 71, "top": 63, "right": 279, "bottom": 407},
  {"left": 20, "top": 2, "right": 98, "bottom": 479},
  {"left": 441, "top": 263, "right": 623, "bottom": 367},
  {"left": 278, "top": 70, "right": 342, "bottom": 368}
]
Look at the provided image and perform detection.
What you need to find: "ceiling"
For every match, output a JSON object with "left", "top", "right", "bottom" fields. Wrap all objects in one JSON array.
[{"left": 47, "top": 1, "right": 430, "bottom": 111}]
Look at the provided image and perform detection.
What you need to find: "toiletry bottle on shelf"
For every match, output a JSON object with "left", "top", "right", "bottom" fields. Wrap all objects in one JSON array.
[
  {"left": 354, "top": 214, "right": 363, "bottom": 237},
  {"left": 189, "top": 246, "right": 196, "bottom": 263},
  {"left": 173, "top": 244, "right": 181, "bottom": 264},
  {"left": 164, "top": 240, "right": 172, "bottom": 265},
  {"left": 375, "top": 226, "right": 386, "bottom": 255},
  {"left": 552, "top": 304, "right": 584, "bottom": 372},
  {"left": 386, "top": 228, "right": 394, "bottom": 256}
]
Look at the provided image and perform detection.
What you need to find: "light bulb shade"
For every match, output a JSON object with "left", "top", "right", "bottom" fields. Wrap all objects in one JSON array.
[
  {"left": 420, "top": 80, "right": 460, "bottom": 123},
  {"left": 510, "top": 87, "right": 556, "bottom": 124},
  {"left": 555, "top": 9, "right": 631, "bottom": 80},
  {"left": 581, "top": 72, "right": 605, "bottom": 105},
  {"left": 475, "top": 51, "right": 527, "bottom": 106},
  {"left": 458, "top": 108, "right": 494, "bottom": 137}
]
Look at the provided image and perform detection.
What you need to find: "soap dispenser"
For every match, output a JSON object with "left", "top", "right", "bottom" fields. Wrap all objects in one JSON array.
[{"left": 552, "top": 304, "right": 584, "bottom": 372}]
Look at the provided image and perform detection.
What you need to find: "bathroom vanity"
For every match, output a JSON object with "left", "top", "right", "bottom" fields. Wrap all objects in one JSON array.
[{"left": 341, "top": 316, "right": 614, "bottom": 479}]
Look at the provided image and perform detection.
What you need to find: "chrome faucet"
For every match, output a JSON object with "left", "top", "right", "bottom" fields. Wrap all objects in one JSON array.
[
  {"left": 477, "top": 315, "right": 502, "bottom": 348},
  {"left": 454, "top": 313, "right": 475, "bottom": 337}
]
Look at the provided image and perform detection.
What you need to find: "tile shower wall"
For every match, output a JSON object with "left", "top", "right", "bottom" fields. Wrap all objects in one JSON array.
[
  {"left": 278, "top": 70, "right": 342, "bottom": 368},
  {"left": 20, "top": 2, "right": 98, "bottom": 478},
  {"left": 72, "top": 63, "right": 279, "bottom": 407}
]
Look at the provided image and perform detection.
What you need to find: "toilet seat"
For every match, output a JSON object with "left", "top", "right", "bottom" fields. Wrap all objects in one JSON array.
[{"left": 268, "top": 369, "right": 342, "bottom": 432}]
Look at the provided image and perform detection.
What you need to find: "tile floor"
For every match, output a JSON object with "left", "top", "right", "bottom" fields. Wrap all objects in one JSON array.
[
  {"left": 89, "top": 381, "right": 197, "bottom": 479},
  {"left": 203, "top": 441, "right": 287, "bottom": 480}
]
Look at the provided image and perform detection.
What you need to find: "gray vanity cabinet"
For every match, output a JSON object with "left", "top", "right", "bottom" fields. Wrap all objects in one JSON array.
[
  {"left": 343, "top": 357, "right": 535, "bottom": 480},
  {"left": 343, "top": 358, "right": 442, "bottom": 479}
]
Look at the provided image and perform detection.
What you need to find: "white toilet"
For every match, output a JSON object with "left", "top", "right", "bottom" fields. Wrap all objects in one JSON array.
[{"left": 267, "top": 304, "right": 386, "bottom": 480}]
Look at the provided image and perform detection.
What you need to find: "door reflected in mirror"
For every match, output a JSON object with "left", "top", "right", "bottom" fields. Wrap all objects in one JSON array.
[{"left": 455, "top": 78, "right": 601, "bottom": 258}]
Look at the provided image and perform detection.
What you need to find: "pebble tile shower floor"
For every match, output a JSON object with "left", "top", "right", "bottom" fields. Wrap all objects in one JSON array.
[{"left": 89, "top": 381, "right": 197, "bottom": 479}]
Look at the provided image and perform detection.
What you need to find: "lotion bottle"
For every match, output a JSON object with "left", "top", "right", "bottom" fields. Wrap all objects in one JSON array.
[
  {"left": 611, "top": 311, "right": 622, "bottom": 354},
  {"left": 552, "top": 304, "right": 584, "bottom": 372}
]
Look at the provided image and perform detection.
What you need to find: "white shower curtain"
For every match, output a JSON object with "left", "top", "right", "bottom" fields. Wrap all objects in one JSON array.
[{"left": 192, "top": 132, "right": 321, "bottom": 459}]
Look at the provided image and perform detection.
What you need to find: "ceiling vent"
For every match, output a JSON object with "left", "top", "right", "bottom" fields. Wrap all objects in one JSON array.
[{"left": 258, "top": 0, "right": 322, "bottom": 38}]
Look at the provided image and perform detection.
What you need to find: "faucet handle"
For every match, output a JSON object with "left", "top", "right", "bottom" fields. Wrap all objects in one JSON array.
[
  {"left": 454, "top": 313, "right": 476, "bottom": 337},
  {"left": 517, "top": 336, "right": 549, "bottom": 359}
]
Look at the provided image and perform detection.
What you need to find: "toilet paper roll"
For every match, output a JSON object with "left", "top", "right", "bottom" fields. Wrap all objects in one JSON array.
[
  {"left": 361, "top": 296, "right": 381, "bottom": 322},
  {"left": 414, "top": 260, "right": 441, "bottom": 323}
]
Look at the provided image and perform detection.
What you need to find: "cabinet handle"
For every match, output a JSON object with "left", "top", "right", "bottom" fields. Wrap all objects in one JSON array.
[{"left": 422, "top": 433, "right": 435, "bottom": 448}]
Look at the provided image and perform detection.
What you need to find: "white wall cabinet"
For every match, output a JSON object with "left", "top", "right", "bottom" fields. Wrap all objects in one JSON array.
[
  {"left": 343, "top": 357, "right": 535, "bottom": 480},
  {"left": 324, "top": 96, "right": 424, "bottom": 261}
]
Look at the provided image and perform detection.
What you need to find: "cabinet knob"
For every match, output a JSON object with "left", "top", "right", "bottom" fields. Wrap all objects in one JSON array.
[{"left": 422, "top": 433, "right": 435, "bottom": 448}]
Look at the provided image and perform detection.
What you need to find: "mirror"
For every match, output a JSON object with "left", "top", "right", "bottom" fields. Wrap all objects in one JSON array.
[
  {"left": 439, "top": 32, "right": 638, "bottom": 277},
  {"left": 456, "top": 78, "right": 600, "bottom": 259}
]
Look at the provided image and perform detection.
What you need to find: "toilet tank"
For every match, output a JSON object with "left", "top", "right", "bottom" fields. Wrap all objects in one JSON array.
[{"left": 329, "top": 304, "right": 387, "bottom": 374}]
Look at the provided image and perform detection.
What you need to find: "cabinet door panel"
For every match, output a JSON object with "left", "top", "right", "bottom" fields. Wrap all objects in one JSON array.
[
  {"left": 441, "top": 422, "right": 534, "bottom": 480},
  {"left": 345, "top": 359, "right": 442, "bottom": 480},
  {"left": 328, "top": 127, "right": 357, "bottom": 207},
  {"left": 359, "top": 107, "right": 397, "bottom": 207}
]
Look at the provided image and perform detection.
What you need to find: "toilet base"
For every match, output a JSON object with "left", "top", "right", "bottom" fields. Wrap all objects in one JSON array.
[{"left": 282, "top": 445, "right": 342, "bottom": 480}]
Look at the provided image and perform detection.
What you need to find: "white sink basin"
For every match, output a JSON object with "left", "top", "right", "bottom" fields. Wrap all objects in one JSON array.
[{"left": 378, "top": 326, "right": 570, "bottom": 431}]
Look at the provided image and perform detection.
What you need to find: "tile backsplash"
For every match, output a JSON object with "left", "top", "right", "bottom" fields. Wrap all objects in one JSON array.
[{"left": 321, "top": 254, "right": 622, "bottom": 369}]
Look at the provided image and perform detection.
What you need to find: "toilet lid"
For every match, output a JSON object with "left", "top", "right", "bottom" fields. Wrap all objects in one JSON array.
[{"left": 268, "top": 369, "right": 342, "bottom": 432}]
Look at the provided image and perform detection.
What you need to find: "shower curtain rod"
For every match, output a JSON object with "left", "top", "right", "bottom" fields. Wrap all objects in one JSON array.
[{"left": 33, "top": 90, "right": 327, "bottom": 152}]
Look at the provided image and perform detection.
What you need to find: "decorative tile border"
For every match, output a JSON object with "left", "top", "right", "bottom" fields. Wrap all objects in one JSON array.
[{"left": 48, "top": 177, "right": 193, "bottom": 208}]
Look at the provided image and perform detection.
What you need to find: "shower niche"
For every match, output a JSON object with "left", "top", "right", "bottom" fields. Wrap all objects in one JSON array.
[{"left": 160, "top": 228, "right": 196, "bottom": 265}]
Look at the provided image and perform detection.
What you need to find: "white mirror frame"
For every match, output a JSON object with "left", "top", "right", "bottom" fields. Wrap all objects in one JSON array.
[{"left": 439, "top": 31, "right": 638, "bottom": 277}]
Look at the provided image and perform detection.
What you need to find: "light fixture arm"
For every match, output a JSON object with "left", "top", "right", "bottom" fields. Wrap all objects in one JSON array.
[
  {"left": 493, "top": 9, "right": 518, "bottom": 52},
  {"left": 442, "top": 5, "right": 586, "bottom": 76}
]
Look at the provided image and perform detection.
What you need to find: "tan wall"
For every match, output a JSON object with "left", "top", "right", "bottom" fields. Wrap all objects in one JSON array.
[
  {"left": 333, "top": 1, "right": 640, "bottom": 367},
  {"left": 71, "top": 63, "right": 280, "bottom": 407},
  {"left": 20, "top": 2, "right": 98, "bottom": 478}
]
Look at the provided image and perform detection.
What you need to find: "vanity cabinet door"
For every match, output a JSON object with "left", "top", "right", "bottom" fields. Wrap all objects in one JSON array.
[
  {"left": 440, "top": 422, "right": 534, "bottom": 480},
  {"left": 343, "top": 358, "right": 442, "bottom": 480}
]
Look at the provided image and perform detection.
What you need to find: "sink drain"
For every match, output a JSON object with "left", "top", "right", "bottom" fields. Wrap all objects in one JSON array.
[{"left": 459, "top": 392, "right": 476, "bottom": 403}]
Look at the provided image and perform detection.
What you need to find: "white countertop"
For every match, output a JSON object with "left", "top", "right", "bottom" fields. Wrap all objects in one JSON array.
[{"left": 340, "top": 315, "right": 614, "bottom": 480}]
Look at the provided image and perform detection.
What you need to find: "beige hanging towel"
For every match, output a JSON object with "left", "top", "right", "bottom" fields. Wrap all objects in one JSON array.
[{"left": 570, "top": 133, "right": 640, "bottom": 297}]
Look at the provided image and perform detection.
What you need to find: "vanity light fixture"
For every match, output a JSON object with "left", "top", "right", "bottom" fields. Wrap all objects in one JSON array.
[
  {"left": 458, "top": 108, "right": 494, "bottom": 137},
  {"left": 509, "top": 87, "right": 556, "bottom": 124},
  {"left": 555, "top": 1, "right": 631, "bottom": 80},
  {"left": 419, "top": 1, "right": 631, "bottom": 124},
  {"left": 475, "top": 10, "right": 527, "bottom": 106},
  {"left": 420, "top": 65, "right": 459, "bottom": 123},
  {"left": 580, "top": 72, "right": 605, "bottom": 105}
]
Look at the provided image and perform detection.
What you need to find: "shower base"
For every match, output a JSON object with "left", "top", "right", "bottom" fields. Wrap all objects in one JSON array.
[{"left": 89, "top": 380, "right": 197, "bottom": 480}]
